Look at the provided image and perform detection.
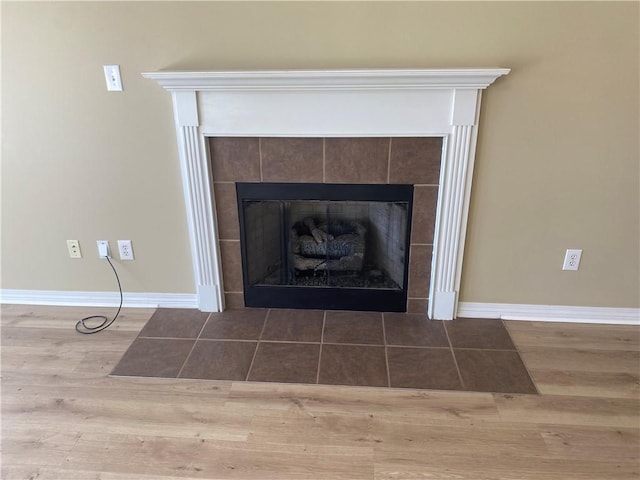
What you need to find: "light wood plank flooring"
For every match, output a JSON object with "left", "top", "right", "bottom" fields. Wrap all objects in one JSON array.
[{"left": 2, "top": 304, "right": 638, "bottom": 480}]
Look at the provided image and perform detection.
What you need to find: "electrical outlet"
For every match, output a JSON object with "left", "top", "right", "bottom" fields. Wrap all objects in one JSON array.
[
  {"left": 562, "top": 249, "right": 582, "bottom": 271},
  {"left": 97, "top": 240, "right": 110, "bottom": 258},
  {"left": 67, "top": 240, "right": 82, "bottom": 258},
  {"left": 117, "top": 240, "right": 134, "bottom": 260}
]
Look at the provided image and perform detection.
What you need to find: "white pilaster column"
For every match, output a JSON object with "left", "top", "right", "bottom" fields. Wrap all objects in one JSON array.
[
  {"left": 429, "top": 89, "right": 481, "bottom": 320},
  {"left": 172, "top": 91, "right": 223, "bottom": 311}
]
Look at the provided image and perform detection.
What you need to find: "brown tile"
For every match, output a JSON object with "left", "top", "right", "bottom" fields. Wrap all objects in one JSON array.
[
  {"left": 213, "top": 182, "right": 240, "bottom": 240},
  {"left": 445, "top": 318, "right": 516, "bottom": 350},
  {"left": 261, "top": 137, "right": 323, "bottom": 182},
  {"left": 220, "top": 240, "right": 243, "bottom": 292},
  {"left": 178, "top": 340, "right": 256, "bottom": 381},
  {"left": 138, "top": 308, "right": 209, "bottom": 339},
  {"left": 411, "top": 186, "right": 438, "bottom": 244},
  {"left": 262, "top": 309, "right": 324, "bottom": 342},
  {"left": 323, "top": 311, "right": 384, "bottom": 345},
  {"left": 407, "top": 298, "right": 428, "bottom": 314},
  {"left": 389, "top": 137, "right": 442, "bottom": 184},
  {"left": 455, "top": 349, "right": 538, "bottom": 394},
  {"left": 387, "top": 347, "right": 462, "bottom": 390},
  {"left": 408, "top": 244, "right": 432, "bottom": 298},
  {"left": 324, "top": 138, "right": 390, "bottom": 183},
  {"left": 384, "top": 313, "right": 448, "bottom": 347},
  {"left": 224, "top": 292, "right": 245, "bottom": 309},
  {"left": 319, "top": 344, "right": 388, "bottom": 387},
  {"left": 210, "top": 137, "right": 260, "bottom": 182},
  {"left": 110, "top": 338, "right": 194, "bottom": 378},
  {"left": 200, "top": 309, "right": 268, "bottom": 340},
  {"left": 248, "top": 342, "right": 320, "bottom": 384}
]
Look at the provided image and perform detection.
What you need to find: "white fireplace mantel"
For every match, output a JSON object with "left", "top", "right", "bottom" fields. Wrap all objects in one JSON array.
[{"left": 143, "top": 68, "right": 510, "bottom": 319}]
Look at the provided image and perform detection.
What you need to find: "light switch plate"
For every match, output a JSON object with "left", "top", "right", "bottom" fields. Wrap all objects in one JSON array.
[{"left": 103, "top": 65, "right": 123, "bottom": 91}]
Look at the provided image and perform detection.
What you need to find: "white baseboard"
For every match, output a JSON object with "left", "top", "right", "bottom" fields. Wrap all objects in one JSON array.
[
  {"left": 457, "top": 302, "right": 639, "bottom": 325},
  {"left": 2, "top": 292, "right": 637, "bottom": 325},
  {"left": 0, "top": 289, "right": 198, "bottom": 309}
]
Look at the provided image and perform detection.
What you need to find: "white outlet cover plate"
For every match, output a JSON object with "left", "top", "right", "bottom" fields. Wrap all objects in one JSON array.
[
  {"left": 103, "top": 65, "right": 123, "bottom": 91},
  {"left": 118, "top": 240, "right": 134, "bottom": 260},
  {"left": 97, "top": 240, "right": 110, "bottom": 258},
  {"left": 562, "top": 249, "right": 582, "bottom": 271}
]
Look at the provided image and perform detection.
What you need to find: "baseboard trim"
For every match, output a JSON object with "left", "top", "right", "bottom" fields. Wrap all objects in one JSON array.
[
  {"left": 457, "top": 302, "right": 639, "bottom": 325},
  {"left": 0, "top": 289, "right": 198, "bottom": 309}
]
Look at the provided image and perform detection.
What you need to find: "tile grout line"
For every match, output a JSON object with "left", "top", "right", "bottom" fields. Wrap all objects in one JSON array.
[
  {"left": 315, "top": 310, "right": 327, "bottom": 384},
  {"left": 446, "top": 346, "right": 523, "bottom": 353},
  {"left": 175, "top": 312, "right": 212, "bottom": 379},
  {"left": 245, "top": 309, "right": 270, "bottom": 381},
  {"left": 259, "top": 137, "right": 263, "bottom": 182},
  {"left": 442, "top": 320, "right": 466, "bottom": 390},
  {"left": 382, "top": 313, "right": 391, "bottom": 388},
  {"left": 501, "top": 318, "right": 540, "bottom": 394},
  {"left": 387, "top": 137, "right": 392, "bottom": 184}
]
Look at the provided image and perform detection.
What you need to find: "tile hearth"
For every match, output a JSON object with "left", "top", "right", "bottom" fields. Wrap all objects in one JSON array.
[{"left": 111, "top": 308, "right": 538, "bottom": 394}]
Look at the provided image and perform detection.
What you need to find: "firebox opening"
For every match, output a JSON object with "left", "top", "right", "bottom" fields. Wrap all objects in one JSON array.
[{"left": 237, "top": 183, "right": 413, "bottom": 312}]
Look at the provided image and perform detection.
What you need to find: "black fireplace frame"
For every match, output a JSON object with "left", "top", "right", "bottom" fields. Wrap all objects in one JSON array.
[{"left": 236, "top": 182, "right": 414, "bottom": 312}]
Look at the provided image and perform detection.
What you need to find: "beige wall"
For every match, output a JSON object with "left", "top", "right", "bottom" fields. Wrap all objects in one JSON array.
[{"left": 2, "top": 1, "right": 638, "bottom": 308}]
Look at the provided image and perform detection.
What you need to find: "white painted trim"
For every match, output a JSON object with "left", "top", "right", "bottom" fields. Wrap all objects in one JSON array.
[
  {"left": 142, "top": 68, "right": 510, "bottom": 91},
  {"left": 0, "top": 290, "right": 198, "bottom": 309},
  {"left": 457, "top": 302, "right": 640, "bottom": 325},
  {"left": 144, "top": 68, "right": 510, "bottom": 317}
]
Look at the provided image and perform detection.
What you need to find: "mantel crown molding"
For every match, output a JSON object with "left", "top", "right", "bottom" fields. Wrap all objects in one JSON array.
[{"left": 142, "top": 68, "right": 510, "bottom": 91}]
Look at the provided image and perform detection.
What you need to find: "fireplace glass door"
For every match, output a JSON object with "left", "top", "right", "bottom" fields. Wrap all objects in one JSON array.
[{"left": 237, "top": 183, "right": 413, "bottom": 311}]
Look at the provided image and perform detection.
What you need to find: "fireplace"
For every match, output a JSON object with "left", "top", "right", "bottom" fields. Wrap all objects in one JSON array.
[
  {"left": 237, "top": 182, "right": 413, "bottom": 311},
  {"left": 210, "top": 135, "right": 440, "bottom": 313},
  {"left": 143, "top": 68, "right": 510, "bottom": 319}
]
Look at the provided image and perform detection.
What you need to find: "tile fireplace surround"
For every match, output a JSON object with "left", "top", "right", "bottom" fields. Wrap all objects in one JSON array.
[
  {"left": 144, "top": 69, "right": 510, "bottom": 319},
  {"left": 211, "top": 136, "right": 441, "bottom": 313}
]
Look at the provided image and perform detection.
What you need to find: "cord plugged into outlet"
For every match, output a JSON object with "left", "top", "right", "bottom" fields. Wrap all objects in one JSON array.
[{"left": 97, "top": 240, "right": 110, "bottom": 258}]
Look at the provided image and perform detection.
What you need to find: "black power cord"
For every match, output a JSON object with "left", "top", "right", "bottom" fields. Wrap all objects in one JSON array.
[{"left": 75, "top": 256, "right": 123, "bottom": 334}]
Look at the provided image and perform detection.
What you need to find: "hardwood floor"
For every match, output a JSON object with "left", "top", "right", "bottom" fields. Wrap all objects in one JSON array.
[{"left": 2, "top": 304, "right": 638, "bottom": 479}]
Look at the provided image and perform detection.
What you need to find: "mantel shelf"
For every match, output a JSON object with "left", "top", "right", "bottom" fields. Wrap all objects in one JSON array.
[{"left": 142, "top": 68, "right": 510, "bottom": 91}]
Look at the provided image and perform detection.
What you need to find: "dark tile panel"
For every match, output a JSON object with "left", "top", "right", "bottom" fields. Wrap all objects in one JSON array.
[
  {"left": 389, "top": 137, "right": 442, "bottom": 185},
  {"left": 387, "top": 347, "right": 462, "bottom": 390},
  {"left": 219, "top": 241, "right": 243, "bottom": 292},
  {"left": 383, "top": 313, "right": 448, "bottom": 347},
  {"left": 200, "top": 309, "right": 268, "bottom": 340},
  {"left": 454, "top": 349, "right": 538, "bottom": 394},
  {"left": 324, "top": 137, "right": 390, "bottom": 184},
  {"left": 261, "top": 137, "right": 323, "bottom": 183},
  {"left": 210, "top": 137, "right": 260, "bottom": 182},
  {"left": 138, "top": 308, "right": 209, "bottom": 339},
  {"left": 319, "top": 344, "right": 388, "bottom": 387},
  {"left": 407, "top": 299, "right": 428, "bottom": 314},
  {"left": 224, "top": 292, "right": 245, "bottom": 309},
  {"left": 323, "top": 311, "right": 384, "bottom": 345},
  {"left": 445, "top": 318, "right": 516, "bottom": 350},
  {"left": 179, "top": 340, "right": 257, "bottom": 381},
  {"left": 110, "top": 338, "right": 194, "bottom": 378},
  {"left": 249, "top": 342, "right": 320, "bottom": 384},
  {"left": 262, "top": 309, "right": 324, "bottom": 342},
  {"left": 213, "top": 182, "right": 240, "bottom": 240},
  {"left": 411, "top": 186, "right": 438, "bottom": 244},
  {"left": 408, "top": 244, "right": 432, "bottom": 298}
]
